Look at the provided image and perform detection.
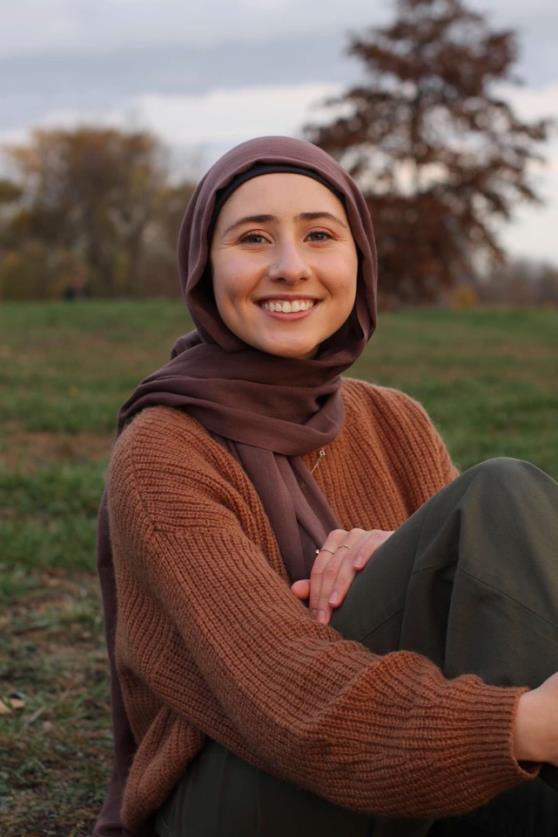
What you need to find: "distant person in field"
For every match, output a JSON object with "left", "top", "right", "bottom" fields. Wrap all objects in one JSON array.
[
  {"left": 63, "top": 267, "right": 88, "bottom": 301},
  {"left": 95, "top": 136, "right": 558, "bottom": 837}
]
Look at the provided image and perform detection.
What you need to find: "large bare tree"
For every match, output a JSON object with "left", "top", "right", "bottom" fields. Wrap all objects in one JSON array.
[{"left": 306, "top": 0, "right": 550, "bottom": 303}]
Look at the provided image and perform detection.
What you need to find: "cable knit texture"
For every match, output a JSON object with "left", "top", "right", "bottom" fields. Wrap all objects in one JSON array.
[{"left": 107, "top": 378, "right": 532, "bottom": 834}]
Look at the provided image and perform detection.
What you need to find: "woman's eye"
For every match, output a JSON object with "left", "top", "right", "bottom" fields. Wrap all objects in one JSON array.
[
  {"left": 240, "top": 232, "right": 268, "bottom": 244},
  {"left": 307, "top": 230, "right": 332, "bottom": 242}
]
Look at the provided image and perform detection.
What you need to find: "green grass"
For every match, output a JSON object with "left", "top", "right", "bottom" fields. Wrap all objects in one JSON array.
[
  {"left": 1, "top": 300, "right": 557, "bottom": 834},
  {"left": 352, "top": 307, "right": 558, "bottom": 475},
  {"left": 0, "top": 299, "right": 190, "bottom": 433}
]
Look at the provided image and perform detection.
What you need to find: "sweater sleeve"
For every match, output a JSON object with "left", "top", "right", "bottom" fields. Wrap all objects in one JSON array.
[{"left": 109, "top": 407, "right": 533, "bottom": 820}]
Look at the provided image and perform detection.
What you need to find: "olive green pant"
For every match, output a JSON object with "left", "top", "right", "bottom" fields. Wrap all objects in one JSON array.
[{"left": 156, "top": 459, "right": 558, "bottom": 837}]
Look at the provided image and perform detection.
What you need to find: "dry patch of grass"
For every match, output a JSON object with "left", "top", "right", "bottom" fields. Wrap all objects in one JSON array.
[
  {"left": 1, "top": 572, "right": 111, "bottom": 836},
  {"left": 0, "top": 427, "right": 112, "bottom": 473}
]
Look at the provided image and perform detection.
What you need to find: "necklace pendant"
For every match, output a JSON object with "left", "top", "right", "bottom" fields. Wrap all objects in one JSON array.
[{"left": 311, "top": 447, "right": 327, "bottom": 474}]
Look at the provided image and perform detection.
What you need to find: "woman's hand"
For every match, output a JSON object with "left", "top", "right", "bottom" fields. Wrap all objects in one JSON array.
[
  {"left": 514, "top": 673, "right": 558, "bottom": 766},
  {"left": 291, "top": 527, "right": 394, "bottom": 625}
]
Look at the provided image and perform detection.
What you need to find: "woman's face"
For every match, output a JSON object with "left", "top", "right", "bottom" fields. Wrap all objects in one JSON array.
[{"left": 209, "top": 173, "right": 358, "bottom": 359}]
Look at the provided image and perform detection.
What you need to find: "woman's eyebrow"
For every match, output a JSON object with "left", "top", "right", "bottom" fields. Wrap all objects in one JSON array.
[
  {"left": 222, "top": 211, "right": 348, "bottom": 236},
  {"left": 299, "top": 211, "right": 348, "bottom": 229},
  {"left": 222, "top": 214, "right": 274, "bottom": 235}
]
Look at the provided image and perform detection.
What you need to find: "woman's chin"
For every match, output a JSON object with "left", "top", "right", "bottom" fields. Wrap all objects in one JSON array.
[{"left": 262, "top": 343, "right": 318, "bottom": 360}]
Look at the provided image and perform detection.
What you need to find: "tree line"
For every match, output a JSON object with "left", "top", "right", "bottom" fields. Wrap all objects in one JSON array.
[
  {"left": 0, "top": 0, "right": 554, "bottom": 305},
  {"left": 0, "top": 128, "right": 194, "bottom": 300}
]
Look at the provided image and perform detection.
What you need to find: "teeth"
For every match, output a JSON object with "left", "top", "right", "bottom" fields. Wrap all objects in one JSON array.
[{"left": 261, "top": 299, "right": 315, "bottom": 313}]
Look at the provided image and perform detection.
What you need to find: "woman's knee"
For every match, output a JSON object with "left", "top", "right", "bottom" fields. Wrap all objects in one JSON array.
[
  {"left": 465, "top": 456, "right": 538, "bottom": 485},
  {"left": 418, "top": 456, "right": 556, "bottom": 552},
  {"left": 458, "top": 457, "right": 553, "bottom": 508}
]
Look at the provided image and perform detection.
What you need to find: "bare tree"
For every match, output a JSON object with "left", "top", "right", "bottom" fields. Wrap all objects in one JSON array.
[{"left": 306, "top": 0, "right": 551, "bottom": 303}]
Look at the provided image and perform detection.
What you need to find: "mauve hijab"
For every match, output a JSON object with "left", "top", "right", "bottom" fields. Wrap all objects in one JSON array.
[{"left": 94, "top": 136, "right": 377, "bottom": 836}]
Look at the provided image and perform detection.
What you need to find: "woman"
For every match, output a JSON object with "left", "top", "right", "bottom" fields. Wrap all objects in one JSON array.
[{"left": 95, "top": 136, "right": 558, "bottom": 837}]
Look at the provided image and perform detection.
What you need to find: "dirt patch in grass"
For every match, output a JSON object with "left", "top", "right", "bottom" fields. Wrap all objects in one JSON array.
[
  {"left": 0, "top": 428, "right": 113, "bottom": 473},
  {"left": 1, "top": 570, "right": 112, "bottom": 836}
]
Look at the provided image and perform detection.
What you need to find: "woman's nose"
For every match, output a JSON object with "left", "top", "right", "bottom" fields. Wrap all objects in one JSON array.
[{"left": 268, "top": 241, "right": 311, "bottom": 283}]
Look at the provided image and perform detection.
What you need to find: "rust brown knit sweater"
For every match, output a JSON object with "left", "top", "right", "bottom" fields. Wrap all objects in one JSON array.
[{"left": 107, "top": 378, "right": 531, "bottom": 833}]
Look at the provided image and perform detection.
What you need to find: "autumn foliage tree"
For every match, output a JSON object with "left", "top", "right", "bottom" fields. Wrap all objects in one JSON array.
[
  {"left": 0, "top": 127, "right": 194, "bottom": 299},
  {"left": 306, "top": 0, "right": 550, "bottom": 303}
]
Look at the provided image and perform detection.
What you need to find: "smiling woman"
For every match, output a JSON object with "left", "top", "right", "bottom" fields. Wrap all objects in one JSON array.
[
  {"left": 210, "top": 172, "right": 358, "bottom": 358},
  {"left": 95, "top": 136, "right": 558, "bottom": 837}
]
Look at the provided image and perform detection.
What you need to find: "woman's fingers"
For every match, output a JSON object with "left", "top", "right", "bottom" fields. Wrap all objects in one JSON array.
[
  {"left": 308, "top": 529, "right": 348, "bottom": 620},
  {"left": 310, "top": 528, "right": 367, "bottom": 623},
  {"left": 327, "top": 530, "right": 394, "bottom": 612},
  {"left": 352, "top": 529, "right": 393, "bottom": 570},
  {"left": 309, "top": 529, "right": 394, "bottom": 624},
  {"left": 291, "top": 529, "right": 395, "bottom": 622},
  {"left": 291, "top": 579, "right": 310, "bottom": 600}
]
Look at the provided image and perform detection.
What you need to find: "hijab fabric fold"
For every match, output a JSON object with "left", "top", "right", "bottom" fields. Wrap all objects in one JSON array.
[{"left": 94, "top": 136, "right": 378, "bottom": 836}]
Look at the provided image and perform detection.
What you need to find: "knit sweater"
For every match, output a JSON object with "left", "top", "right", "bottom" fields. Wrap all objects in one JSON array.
[{"left": 107, "top": 378, "right": 532, "bottom": 834}]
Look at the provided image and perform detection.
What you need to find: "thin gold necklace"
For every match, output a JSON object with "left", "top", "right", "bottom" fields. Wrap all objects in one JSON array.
[{"left": 311, "top": 447, "right": 327, "bottom": 474}]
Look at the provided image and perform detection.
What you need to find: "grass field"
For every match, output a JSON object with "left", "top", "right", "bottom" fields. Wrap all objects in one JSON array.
[{"left": 1, "top": 300, "right": 557, "bottom": 835}]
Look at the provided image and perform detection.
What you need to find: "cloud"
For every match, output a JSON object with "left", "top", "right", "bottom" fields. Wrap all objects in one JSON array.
[
  {"left": 0, "top": 0, "right": 386, "bottom": 55},
  {"left": 0, "top": 82, "right": 343, "bottom": 178},
  {"left": 500, "top": 81, "right": 558, "bottom": 184},
  {"left": 2, "top": 0, "right": 556, "bottom": 76},
  {"left": 502, "top": 82, "right": 558, "bottom": 125},
  {"left": 0, "top": 82, "right": 341, "bottom": 155},
  {"left": 130, "top": 84, "right": 342, "bottom": 144},
  {"left": 0, "top": 36, "right": 358, "bottom": 133},
  {"left": 496, "top": 84, "right": 558, "bottom": 262}
]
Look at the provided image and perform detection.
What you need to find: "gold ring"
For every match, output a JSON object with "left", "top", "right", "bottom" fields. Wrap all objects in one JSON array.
[
  {"left": 316, "top": 547, "right": 336, "bottom": 555},
  {"left": 337, "top": 544, "right": 351, "bottom": 550}
]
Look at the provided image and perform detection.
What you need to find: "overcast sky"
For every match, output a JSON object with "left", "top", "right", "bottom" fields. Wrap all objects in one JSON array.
[{"left": 1, "top": 0, "right": 557, "bottom": 264}]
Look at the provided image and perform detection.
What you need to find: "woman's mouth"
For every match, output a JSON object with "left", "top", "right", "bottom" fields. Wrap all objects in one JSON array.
[{"left": 259, "top": 299, "right": 317, "bottom": 314}]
